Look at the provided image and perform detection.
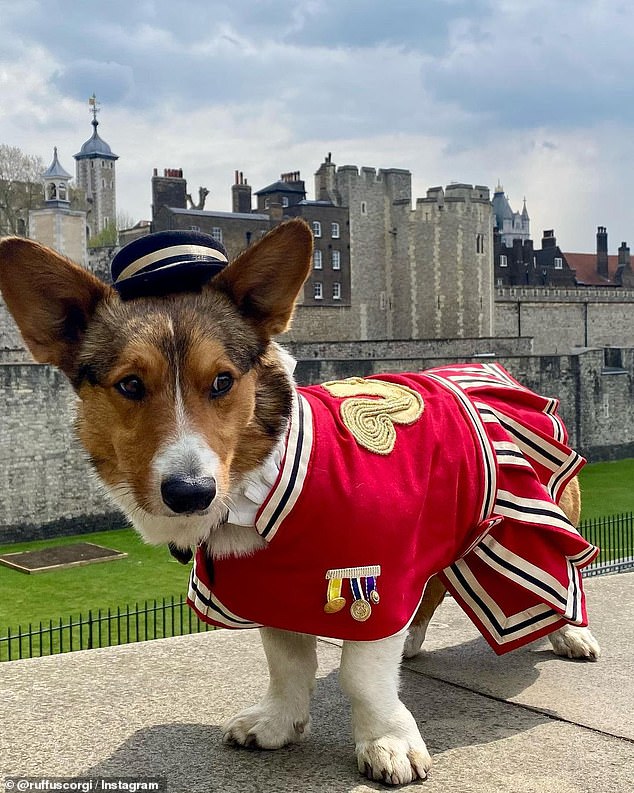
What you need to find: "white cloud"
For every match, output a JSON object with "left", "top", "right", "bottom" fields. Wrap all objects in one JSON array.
[{"left": 0, "top": 0, "right": 632, "bottom": 252}]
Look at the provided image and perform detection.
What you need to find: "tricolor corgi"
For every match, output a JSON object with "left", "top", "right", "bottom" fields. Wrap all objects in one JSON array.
[{"left": 0, "top": 219, "right": 600, "bottom": 785}]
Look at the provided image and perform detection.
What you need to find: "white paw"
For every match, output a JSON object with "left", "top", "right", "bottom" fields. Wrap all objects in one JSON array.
[
  {"left": 548, "top": 625, "right": 601, "bottom": 660},
  {"left": 356, "top": 736, "right": 432, "bottom": 785},
  {"left": 222, "top": 703, "right": 310, "bottom": 749},
  {"left": 403, "top": 622, "right": 428, "bottom": 659},
  {"left": 222, "top": 701, "right": 310, "bottom": 749}
]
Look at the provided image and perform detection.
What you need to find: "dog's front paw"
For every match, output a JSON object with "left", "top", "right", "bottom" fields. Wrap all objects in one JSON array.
[
  {"left": 356, "top": 736, "right": 431, "bottom": 785},
  {"left": 223, "top": 701, "right": 310, "bottom": 750},
  {"left": 548, "top": 625, "right": 601, "bottom": 660}
]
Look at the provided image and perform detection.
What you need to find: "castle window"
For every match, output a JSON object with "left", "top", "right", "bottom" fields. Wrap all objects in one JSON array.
[
  {"left": 361, "top": 202, "right": 367, "bottom": 215},
  {"left": 476, "top": 233, "right": 484, "bottom": 254},
  {"left": 313, "top": 250, "right": 323, "bottom": 269},
  {"left": 313, "top": 282, "right": 323, "bottom": 300},
  {"left": 211, "top": 227, "right": 223, "bottom": 243},
  {"left": 331, "top": 222, "right": 340, "bottom": 238},
  {"left": 282, "top": 196, "right": 289, "bottom": 208},
  {"left": 313, "top": 221, "right": 322, "bottom": 238},
  {"left": 500, "top": 254, "right": 507, "bottom": 267},
  {"left": 333, "top": 282, "right": 342, "bottom": 300},
  {"left": 264, "top": 198, "right": 270, "bottom": 209},
  {"left": 331, "top": 250, "right": 341, "bottom": 270},
  {"left": 554, "top": 257, "right": 563, "bottom": 269}
]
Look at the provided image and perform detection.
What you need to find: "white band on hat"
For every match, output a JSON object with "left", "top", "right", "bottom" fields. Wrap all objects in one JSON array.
[{"left": 115, "top": 244, "right": 229, "bottom": 284}]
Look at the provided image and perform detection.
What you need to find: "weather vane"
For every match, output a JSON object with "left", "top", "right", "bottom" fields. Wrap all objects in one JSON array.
[{"left": 88, "top": 93, "right": 100, "bottom": 123}]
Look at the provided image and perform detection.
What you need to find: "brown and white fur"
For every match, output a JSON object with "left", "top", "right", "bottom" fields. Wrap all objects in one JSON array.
[{"left": 0, "top": 220, "right": 599, "bottom": 785}]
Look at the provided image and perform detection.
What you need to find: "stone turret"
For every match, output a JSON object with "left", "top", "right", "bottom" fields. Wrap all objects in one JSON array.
[{"left": 74, "top": 94, "right": 118, "bottom": 239}]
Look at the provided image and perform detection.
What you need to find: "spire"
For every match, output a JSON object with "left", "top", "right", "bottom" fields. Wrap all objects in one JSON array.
[
  {"left": 89, "top": 93, "right": 100, "bottom": 130},
  {"left": 75, "top": 95, "right": 118, "bottom": 160},
  {"left": 494, "top": 179, "right": 504, "bottom": 194},
  {"left": 521, "top": 196, "right": 529, "bottom": 219},
  {"left": 42, "top": 146, "right": 71, "bottom": 205}
]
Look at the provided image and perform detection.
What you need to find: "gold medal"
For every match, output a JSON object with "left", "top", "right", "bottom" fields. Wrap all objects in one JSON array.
[
  {"left": 350, "top": 599, "right": 372, "bottom": 622},
  {"left": 324, "top": 597, "right": 347, "bottom": 614}
]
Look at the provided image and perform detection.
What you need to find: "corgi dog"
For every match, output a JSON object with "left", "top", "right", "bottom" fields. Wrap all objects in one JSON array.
[{"left": 0, "top": 219, "right": 600, "bottom": 786}]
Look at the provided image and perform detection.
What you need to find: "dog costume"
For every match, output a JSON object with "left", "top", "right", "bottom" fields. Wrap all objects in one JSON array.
[{"left": 188, "top": 362, "right": 598, "bottom": 653}]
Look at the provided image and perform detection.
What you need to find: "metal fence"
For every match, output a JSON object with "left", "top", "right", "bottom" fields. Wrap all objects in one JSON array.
[
  {"left": 0, "top": 596, "right": 212, "bottom": 662},
  {"left": 1, "top": 512, "right": 632, "bottom": 662},
  {"left": 580, "top": 512, "right": 634, "bottom": 577}
]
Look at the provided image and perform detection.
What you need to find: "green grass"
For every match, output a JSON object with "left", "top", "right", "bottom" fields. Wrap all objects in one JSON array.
[
  {"left": 578, "top": 458, "right": 634, "bottom": 520},
  {"left": 0, "top": 528, "right": 190, "bottom": 634}
]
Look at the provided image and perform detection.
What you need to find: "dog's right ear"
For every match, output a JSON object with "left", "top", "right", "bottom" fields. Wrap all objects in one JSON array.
[
  {"left": 212, "top": 218, "right": 313, "bottom": 337},
  {"left": 0, "top": 237, "right": 112, "bottom": 377}
]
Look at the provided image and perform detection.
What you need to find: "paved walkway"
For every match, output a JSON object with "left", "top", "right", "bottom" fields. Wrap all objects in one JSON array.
[{"left": 1, "top": 573, "right": 632, "bottom": 792}]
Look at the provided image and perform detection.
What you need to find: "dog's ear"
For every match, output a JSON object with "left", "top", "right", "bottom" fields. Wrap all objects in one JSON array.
[
  {"left": 212, "top": 218, "right": 313, "bottom": 337},
  {"left": 0, "top": 237, "right": 112, "bottom": 376}
]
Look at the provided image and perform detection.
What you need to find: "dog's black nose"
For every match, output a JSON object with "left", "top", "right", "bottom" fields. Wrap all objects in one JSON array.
[{"left": 161, "top": 475, "right": 216, "bottom": 514}]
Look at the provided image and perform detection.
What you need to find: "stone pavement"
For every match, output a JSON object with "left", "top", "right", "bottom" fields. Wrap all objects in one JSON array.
[{"left": 1, "top": 573, "right": 632, "bottom": 793}]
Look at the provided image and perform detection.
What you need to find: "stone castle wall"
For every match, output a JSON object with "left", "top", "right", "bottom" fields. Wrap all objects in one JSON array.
[
  {"left": 0, "top": 363, "right": 120, "bottom": 544},
  {"left": 496, "top": 287, "right": 634, "bottom": 354}
]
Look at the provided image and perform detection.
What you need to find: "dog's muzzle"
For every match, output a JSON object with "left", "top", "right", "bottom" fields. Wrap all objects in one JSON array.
[{"left": 161, "top": 475, "right": 216, "bottom": 514}]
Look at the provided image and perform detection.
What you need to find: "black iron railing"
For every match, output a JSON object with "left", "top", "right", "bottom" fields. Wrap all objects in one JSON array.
[{"left": 0, "top": 595, "right": 211, "bottom": 662}]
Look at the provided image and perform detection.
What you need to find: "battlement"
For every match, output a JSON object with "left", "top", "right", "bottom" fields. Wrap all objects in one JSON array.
[{"left": 417, "top": 183, "right": 491, "bottom": 206}]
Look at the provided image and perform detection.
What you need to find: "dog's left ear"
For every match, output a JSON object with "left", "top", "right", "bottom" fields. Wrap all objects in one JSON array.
[
  {"left": 212, "top": 218, "right": 313, "bottom": 337},
  {"left": 0, "top": 237, "right": 112, "bottom": 377}
]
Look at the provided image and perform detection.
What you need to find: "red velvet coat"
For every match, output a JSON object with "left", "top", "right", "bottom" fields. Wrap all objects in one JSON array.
[{"left": 188, "top": 363, "right": 597, "bottom": 653}]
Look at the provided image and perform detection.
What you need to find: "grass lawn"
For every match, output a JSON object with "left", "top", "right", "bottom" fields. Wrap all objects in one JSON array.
[
  {"left": 578, "top": 458, "right": 634, "bottom": 520},
  {"left": 0, "top": 528, "right": 190, "bottom": 636}
]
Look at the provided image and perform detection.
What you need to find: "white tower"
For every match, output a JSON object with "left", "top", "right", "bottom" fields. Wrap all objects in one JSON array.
[{"left": 74, "top": 94, "right": 118, "bottom": 240}]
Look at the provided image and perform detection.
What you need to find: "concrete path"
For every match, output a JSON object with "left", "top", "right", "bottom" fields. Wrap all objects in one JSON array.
[{"left": 1, "top": 573, "right": 632, "bottom": 793}]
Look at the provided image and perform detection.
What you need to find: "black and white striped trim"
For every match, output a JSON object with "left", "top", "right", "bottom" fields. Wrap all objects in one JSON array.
[
  {"left": 492, "top": 440, "right": 533, "bottom": 469},
  {"left": 188, "top": 567, "right": 260, "bottom": 629},
  {"left": 495, "top": 489, "right": 581, "bottom": 535},
  {"left": 255, "top": 393, "right": 314, "bottom": 542},
  {"left": 425, "top": 372, "right": 497, "bottom": 524},
  {"left": 474, "top": 402, "right": 583, "bottom": 502},
  {"left": 444, "top": 558, "right": 562, "bottom": 644}
]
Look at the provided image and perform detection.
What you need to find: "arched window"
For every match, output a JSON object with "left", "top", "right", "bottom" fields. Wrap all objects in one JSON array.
[{"left": 312, "top": 220, "right": 322, "bottom": 237}]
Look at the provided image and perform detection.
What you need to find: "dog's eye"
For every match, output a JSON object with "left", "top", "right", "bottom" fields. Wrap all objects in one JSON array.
[
  {"left": 210, "top": 372, "right": 234, "bottom": 398},
  {"left": 115, "top": 375, "right": 146, "bottom": 401}
]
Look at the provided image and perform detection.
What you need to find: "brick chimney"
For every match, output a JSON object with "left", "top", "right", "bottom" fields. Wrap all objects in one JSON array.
[
  {"left": 152, "top": 167, "right": 187, "bottom": 219},
  {"left": 541, "top": 229, "right": 557, "bottom": 248},
  {"left": 615, "top": 241, "right": 632, "bottom": 286},
  {"left": 232, "top": 171, "right": 252, "bottom": 214},
  {"left": 618, "top": 241, "right": 630, "bottom": 269},
  {"left": 596, "top": 226, "right": 609, "bottom": 279}
]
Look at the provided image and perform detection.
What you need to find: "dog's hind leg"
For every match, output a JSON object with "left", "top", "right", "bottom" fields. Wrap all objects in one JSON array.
[
  {"left": 223, "top": 628, "right": 317, "bottom": 749},
  {"left": 403, "top": 574, "right": 446, "bottom": 659},
  {"left": 340, "top": 632, "right": 432, "bottom": 784},
  {"left": 547, "top": 477, "right": 600, "bottom": 660}
]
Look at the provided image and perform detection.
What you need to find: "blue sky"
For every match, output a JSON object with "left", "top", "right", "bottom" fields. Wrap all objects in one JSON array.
[{"left": 1, "top": 0, "right": 632, "bottom": 251}]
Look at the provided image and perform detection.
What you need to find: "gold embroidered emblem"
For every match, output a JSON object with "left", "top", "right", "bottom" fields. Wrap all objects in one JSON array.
[{"left": 322, "top": 377, "right": 424, "bottom": 454}]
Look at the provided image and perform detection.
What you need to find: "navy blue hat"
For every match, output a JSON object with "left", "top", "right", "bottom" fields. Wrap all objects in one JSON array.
[{"left": 111, "top": 230, "right": 229, "bottom": 299}]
